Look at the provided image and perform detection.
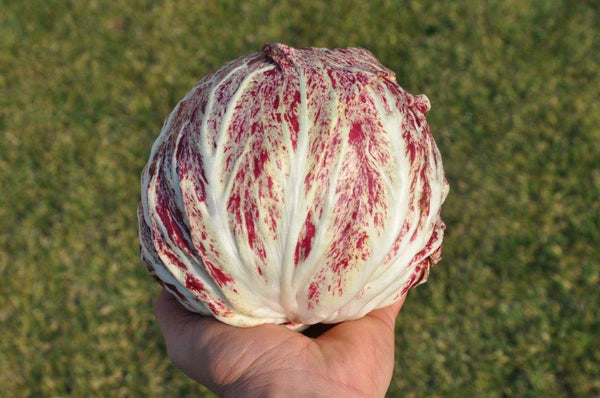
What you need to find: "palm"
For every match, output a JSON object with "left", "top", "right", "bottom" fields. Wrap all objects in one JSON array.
[{"left": 155, "top": 290, "right": 404, "bottom": 397}]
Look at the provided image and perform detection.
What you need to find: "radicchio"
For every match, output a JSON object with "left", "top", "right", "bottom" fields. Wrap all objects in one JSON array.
[{"left": 138, "top": 43, "right": 449, "bottom": 330}]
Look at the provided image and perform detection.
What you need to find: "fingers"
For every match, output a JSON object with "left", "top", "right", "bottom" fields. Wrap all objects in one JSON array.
[
  {"left": 311, "top": 296, "right": 407, "bottom": 397},
  {"left": 365, "top": 295, "right": 406, "bottom": 332},
  {"left": 154, "top": 289, "right": 198, "bottom": 334},
  {"left": 301, "top": 297, "right": 404, "bottom": 339},
  {"left": 317, "top": 295, "right": 406, "bottom": 346},
  {"left": 153, "top": 290, "right": 221, "bottom": 390}
]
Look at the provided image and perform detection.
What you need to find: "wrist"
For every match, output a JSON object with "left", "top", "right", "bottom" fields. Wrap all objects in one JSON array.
[{"left": 222, "top": 370, "right": 372, "bottom": 398}]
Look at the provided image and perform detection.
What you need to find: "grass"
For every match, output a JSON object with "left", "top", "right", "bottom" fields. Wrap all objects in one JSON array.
[{"left": 1, "top": 0, "right": 598, "bottom": 396}]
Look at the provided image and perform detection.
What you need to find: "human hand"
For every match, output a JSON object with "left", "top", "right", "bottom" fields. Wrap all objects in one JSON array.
[{"left": 154, "top": 289, "right": 405, "bottom": 397}]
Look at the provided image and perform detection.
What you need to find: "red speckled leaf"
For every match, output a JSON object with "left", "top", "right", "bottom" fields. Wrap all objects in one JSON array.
[{"left": 138, "top": 43, "right": 449, "bottom": 329}]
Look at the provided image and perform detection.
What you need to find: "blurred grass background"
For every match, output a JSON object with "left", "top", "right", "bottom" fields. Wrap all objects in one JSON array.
[{"left": 1, "top": 0, "right": 598, "bottom": 396}]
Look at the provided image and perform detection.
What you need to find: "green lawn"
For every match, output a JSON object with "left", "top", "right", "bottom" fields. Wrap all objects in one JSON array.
[{"left": 1, "top": 0, "right": 598, "bottom": 396}]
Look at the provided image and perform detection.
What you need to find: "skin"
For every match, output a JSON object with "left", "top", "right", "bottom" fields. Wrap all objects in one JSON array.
[{"left": 154, "top": 289, "right": 405, "bottom": 397}]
